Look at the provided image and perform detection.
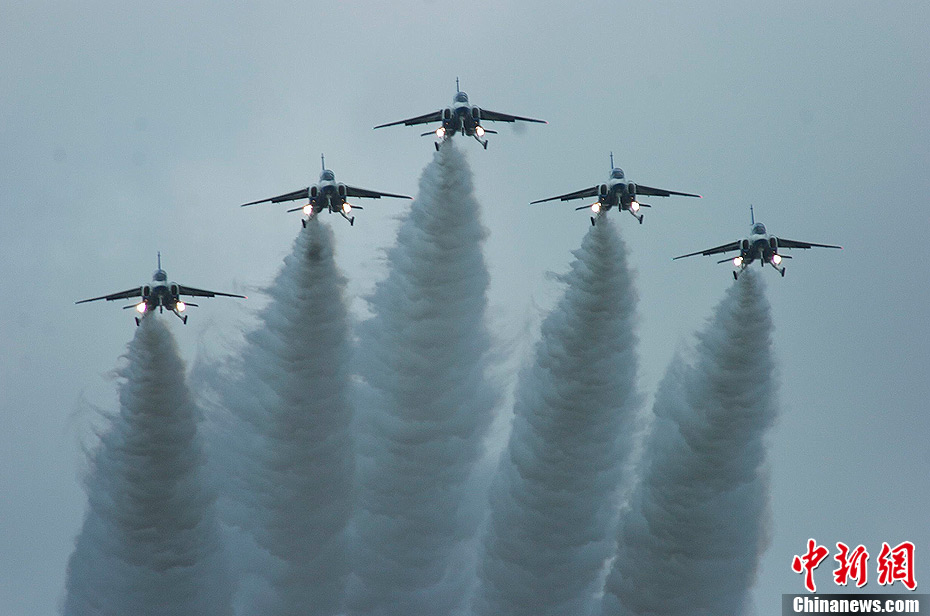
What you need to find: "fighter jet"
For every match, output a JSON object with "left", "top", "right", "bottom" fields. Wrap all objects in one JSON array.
[
  {"left": 373, "top": 79, "right": 547, "bottom": 150},
  {"left": 76, "top": 253, "right": 245, "bottom": 325},
  {"left": 673, "top": 205, "right": 842, "bottom": 279},
  {"left": 531, "top": 154, "right": 701, "bottom": 225},
  {"left": 241, "top": 155, "right": 412, "bottom": 226}
]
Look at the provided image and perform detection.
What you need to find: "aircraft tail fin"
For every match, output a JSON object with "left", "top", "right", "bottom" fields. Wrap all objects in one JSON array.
[
  {"left": 157, "top": 251, "right": 161, "bottom": 269},
  {"left": 750, "top": 203, "right": 755, "bottom": 225},
  {"left": 610, "top": 151, "right": 614, "bottom": 169},
  {"left": 321, "top": 153, "right": 325, "bottom": 171}
]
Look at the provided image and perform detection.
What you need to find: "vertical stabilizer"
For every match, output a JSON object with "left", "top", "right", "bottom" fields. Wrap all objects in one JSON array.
[
  {"left": 610, "top": 152, "right": 615, "bottom": 170},
  {"left": 456, "top": 77, "right": 460, "bottom": 93},
  {"left": 321, "top": 153, "right": 326, "bottom": 172},
  {"left": 750, "top": 204, "right": 755, "bottom": 225},
  {"left": 157, "top": 252, "right": 161, "bottom": 269}
]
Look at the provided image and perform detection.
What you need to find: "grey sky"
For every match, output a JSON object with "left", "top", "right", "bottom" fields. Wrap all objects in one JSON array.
[{"left": 1, "top": 2, "right": 927, "bottom": 614}]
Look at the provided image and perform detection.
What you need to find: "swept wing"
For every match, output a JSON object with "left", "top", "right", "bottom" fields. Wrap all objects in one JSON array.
[
  {"left": 374, "top": 110, "right": 444, "bottom": 129},
  {"left": 673, "top": 241, "right": 742, "bottom": 260},
  {"left": 240, "top": 187, "right": 310, "bottom": 207},
  {"left": 530, "top": 186, "right": 599, "bottom": 204},
  {"left": 774, "top": 237, "right": 842, "bottom": 250},
  {"left": 477, "top": 109, "right": 547, "bottom": 124},
  {"left": 75, "top": 287, "right": 144, "bottom": 304},
  {"left": 177, "top": 284, "right": 245, "bottom": 299},
  {"left": 636, "top": 184, "right": 702, "bottom": 198},
  {"left": 343, "top": 185, "right": 412, "bottom": 200}
]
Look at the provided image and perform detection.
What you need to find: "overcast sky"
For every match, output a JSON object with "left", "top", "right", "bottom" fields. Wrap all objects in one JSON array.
[{"left": 1, "top": 1, "right": 928, "bottom": 614}]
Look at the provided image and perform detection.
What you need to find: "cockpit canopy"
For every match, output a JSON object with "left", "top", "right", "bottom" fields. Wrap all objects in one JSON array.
[
  {"left": 751, "top": 223, "right": 767, "bottom": 235},
  {"left": 610, "top": 168, "right": 625, "bottom": 179},
  {"left": 153, "top": 270, "right": 168, "bottom": 282},
  {"left": 320, "top": 170, "right": 335, "bottom": 181},
  {"left": 454, "top": 91, "right": 469, "bottom": 103}
]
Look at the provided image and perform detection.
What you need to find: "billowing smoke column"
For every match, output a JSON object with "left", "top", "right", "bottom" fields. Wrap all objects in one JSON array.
[
  {"left": 63, "top": 317, "right": 232, "bottom": 616},
  {"left": 600, "top": 270, "right": 778, "bottom": 616},
  {"left": 217, "top": 220, "right": 355, "bottom": 616},
  {"left": 348, "top": 143, "right": 497, "bottom": 616},
  {"left": 472, "top": 220, "right": 641, "bottom": 616}
]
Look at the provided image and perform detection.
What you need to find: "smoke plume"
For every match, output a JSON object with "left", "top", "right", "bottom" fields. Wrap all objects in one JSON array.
[
  {"left": 348, "top": 142, "right": 497, "bottom": 616},
  {"left": 600, "top": 270, "right": 778, "bottom": 616},
  {"left": 63, "top": 317, "right": 232, "bottom": 616},
  {"left": 213, "top": 220, "right": 355, "bottom": 616},
  {"left": 472, "top": 220, "right": 641, "bottom": 616}
]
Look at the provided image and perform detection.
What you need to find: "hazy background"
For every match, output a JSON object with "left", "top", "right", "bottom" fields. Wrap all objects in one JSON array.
[{"left": 1, "top": 1, "right": 927, "bottom": 614}]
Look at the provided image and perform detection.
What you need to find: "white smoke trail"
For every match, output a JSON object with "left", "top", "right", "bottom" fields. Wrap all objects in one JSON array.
[
  {"left": 212, "top": 220, "right": 355, "bottom": 616},
  {"left": 348, "top": 142, "right": 498, "bottom": 616},
  {"left": 472, "top": 220, "right": 641, "bottom": 616},
  {"left": 63, "top": 317, "right": 232, "bottom": 616},
  {"left": 600, "top": 269, "right": 777, "bottom": 616}
]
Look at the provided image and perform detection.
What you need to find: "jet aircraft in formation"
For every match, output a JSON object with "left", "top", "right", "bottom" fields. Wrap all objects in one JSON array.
[
  {"left": 531, "top": 153, "right": 701, "bottom": 225},
  {"left": 374, "top": 79, "right": 547, "bottom": 150},
  {"left": 78, "top": 84, "right": 845, "bottom": 327},
  {"left": 241, "top": 155, "right": 412, "bottom": 226},
  {"left": 76, "top": 254, "right": 245, "bottom": 325},
  {"left": 673, "top": 206, "right": 842, "bottom": 279}
]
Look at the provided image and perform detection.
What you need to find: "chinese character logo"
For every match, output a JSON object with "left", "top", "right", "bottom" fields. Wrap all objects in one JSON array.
[
  {"left": 833, "top": 542, "right": 869, "bottom": 588},
  {"left": 792, "top": 539, "right": 917, "bottom": 592},
  {"left": 877, "top": 541, "right": 916, "bottom": 590},
  {"left": 792, "top": 538, "right": 830, "bottom": 592}
]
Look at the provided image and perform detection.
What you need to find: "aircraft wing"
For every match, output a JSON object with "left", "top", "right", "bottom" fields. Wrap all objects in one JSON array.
[
  {"left": 775, "top": 237, "right": 843, "bottom": 250},
  {"left": 240, "top": 187, "right": 310, "bottom": 207},
  {"left": 673, "top": 240, "right": 741, "bottom": 260},
  {"left": 530, "top": 186, "right": 599, "bottom": 204},
  {"left": 635, "top": 184, "right": 702, "bottom": 198},
  {"left": 343, "top": 185, "right": 413, "bottom": 200},
  {"left": 177, "top": 285, "right": 246, "bottom": 299},
  {"left": 478, "top": 109, "right": 547, "bottom": 124},
  {"left": 373, "top": 110, "right": 444, "bottom": 129},
  {"left": 75, "top": 287, "right": 144, "bottom": 304}
]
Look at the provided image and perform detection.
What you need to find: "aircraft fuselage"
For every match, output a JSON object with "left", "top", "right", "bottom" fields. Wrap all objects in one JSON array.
[
  {"left": 306, "top": 172, "right": 352, "bottom": 218},
  {"left": 138, "top": 272, "right": 186, "bottom": 316},
  {"left": 734, "top": 227, "right": 784, "bottom": 275},
  {"left": 437, "top": 100, "right": 485, "bottom": 139},
  {"left": 589, "top": 171, "right": 643, "bottom": 222},
  {"left": 598, "top": 179, "right": 639, "bottom": 211}
]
